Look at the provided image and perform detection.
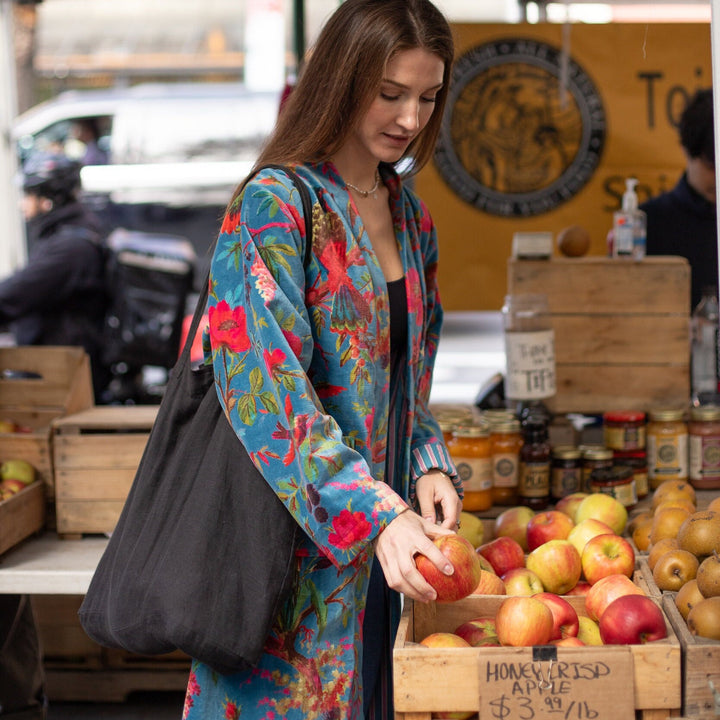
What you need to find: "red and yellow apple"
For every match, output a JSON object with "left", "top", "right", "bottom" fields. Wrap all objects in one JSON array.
[
  {"left": 415, "top": 535, "right": 482, "bottom": 602},
  {"left": 585, "top": 573, "right": 645, "bottom": 621},
  {"left": 526, "top": 510, "right": 575, "bottom": 551},
  {"left": 575, "top": 493, "right": 628, "bottom": 535},
  {"left": 472, "top": 570, "right": 506, "bottom": 596},
  {"left": 563, "top": 580, "right": 592, "bottom": 596},
  {"left": 0, "top": 459, "right": 36, "bottom": 486},
  {"left": 581, "top": 533, "right": 635, "bottom": 585},
  {"left": 599, "top": 595, "right": 667, "bottom": 644},
  {"left": 476, "top": 536, "right": 525, "bottom": 577},
  {"left": 419, "top": 632, "right": 471, "bottom": 648},
  {"left": 454, "top": 616, "right": 500, "bottom": 647},
  {"left": 501, "top": 567, "right": 543, "bottom": 596},
  {"left": 496, "top": 596, "right": 554, "bottom": 647},
  {"left": 552, "top": 636, "right": 585, "bottom": 647},
  {"left": 567, "top": 518, "right": 616, "bottom": 557},
  {"left": 577, "top": 615, "right": 603, "bottom": 645},
  {"left": 525, "top": 539, "right": 582, "bottom": 595},
  {"left": 555, "top": 492, "right": 590, "bottom": 522},
  {"left": 493, "top": 505, "right": 535, "bottom": 551},
  {"left": 534, "top": 592, "right": 579, "bottom": 639}
]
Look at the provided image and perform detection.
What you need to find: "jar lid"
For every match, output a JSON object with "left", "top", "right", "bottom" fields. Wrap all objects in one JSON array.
[
  {"left": 490, "top": 419, "right": 521, "bottom": 434},
  {"left": 603, "top": 410, "right": 646, "bottom": 423},
  {"left": 690, "top": 404, "right": 720, "bottom": 422},
  {"left": 552, "top": 445, "right": 581, "bottom": 460},
  {"left": 590, "top": 465, "right": 634, "bottom": 483},
  {"left": 452, "top": 422, "right": 490, "bottom": 438},
  {"left": 582, "top": 446, "right": 614, "bottom": 461},
  {"left": 648, "top": 408, "right": 686, "bottom": 422},
  {"left": 613, "top": 449, "right": 647, "bottom": 460}
]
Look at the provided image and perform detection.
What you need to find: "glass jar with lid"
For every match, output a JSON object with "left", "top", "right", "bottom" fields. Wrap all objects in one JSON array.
[
  {"left": 489, "top": 419, "right": 523, "bottom": 506},
  {"left": 447, "top": 422, "right": 493, "bottom": 511},
  {"left": 581, "top": 445, "right": 614, "bottom": 493},
  {"left": 646, "top": 408, "right": 688, "bottom": 488},
  {"left": 603, "top": 411, "right": 646, "bottom": 451},
  {"left": 589, "top": 465, "right": 637, "bottom": 509},
  {"left": 688, "top": 404, "right": 720, "bottom": 489},
  {"left": 551, "top": 446, "right": 582, "bottom": 501}
]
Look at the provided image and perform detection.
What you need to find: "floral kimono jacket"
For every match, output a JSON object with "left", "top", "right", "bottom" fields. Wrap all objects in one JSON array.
[{"left": 183, "top": 162, "right": 460, "bottom": 720}]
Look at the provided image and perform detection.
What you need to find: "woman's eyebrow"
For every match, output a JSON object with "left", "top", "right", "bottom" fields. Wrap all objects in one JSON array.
[{"left": 381, "top": 78, "right": 444, "bottom": 91}]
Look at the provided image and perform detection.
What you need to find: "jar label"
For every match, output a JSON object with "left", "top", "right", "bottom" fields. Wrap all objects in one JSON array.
[
  {"left": 647, "top": 434, "right": 688, "bottom": 480},
  {"left": 518, "top": 460, "right": 550, "bottom": 498},
  {"left": 551, "top": 467, "right": 582, "bottom": 498},
  {"left": 689, "top": 435, "right": 720, "bottom": 481},
  {"left": 604, "top": 425, "right": 646, "bottom": 451},
  {"left": 454, "top": 457, "right": 493, "bottom": 492},
  {"left": 633, "top": 470, "right": 649, "bottom": 498},
  {"left": 492, "top": 453, "right": 519, "bottom": 488},
  {"left": 590, "top": 480, "right": 637, "bottom": 507},
  {"left": 504, "top": 330, "right": 556, "bottom": 400}
]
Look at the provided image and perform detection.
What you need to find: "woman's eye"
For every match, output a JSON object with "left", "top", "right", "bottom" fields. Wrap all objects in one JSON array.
[
  {"left": 381, "top": 92, "right": 400, "bottom": 101},
  {"left": 421, "top": 96, "right": 437, "bottom": 104}
]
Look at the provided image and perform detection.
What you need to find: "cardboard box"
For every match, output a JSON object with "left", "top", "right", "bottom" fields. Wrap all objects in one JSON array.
[
  {"left": 0, "top": 346, "right": 94, "bottom": 496},
  {"left": 507, "top": 256, "right": 691, "bottom": 414},
  {"left": 52, "top": 406, "right": 157, "bottom": 537},
  {"left": 0, "top": 481, "right": 45, "bottom": 555},
  {"left": 394, "top": 595, "right": 681, "bottom": 719}
]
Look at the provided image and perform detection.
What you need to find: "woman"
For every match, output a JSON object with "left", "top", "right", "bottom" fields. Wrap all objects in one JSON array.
[{"left": 184, "top": 1, "right": 461, "bottom": 718}]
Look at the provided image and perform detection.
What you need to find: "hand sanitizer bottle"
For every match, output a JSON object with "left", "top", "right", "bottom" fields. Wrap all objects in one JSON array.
[{"left": 612, "top": 178, "right": 646, "bottom": 260}]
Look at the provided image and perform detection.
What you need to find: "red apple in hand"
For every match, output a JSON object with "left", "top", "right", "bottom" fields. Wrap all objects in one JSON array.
[
  {"left": 581, "top": 533, "right": 635, "bottom": 585},
  {"left": 525, "top": 539, "right": 582, "bottom": 595},
  {"left": 599, "top": 595, "right": 667, "bottom": 644},
  {"left": 585, "top": 574, "right": 645, "bottom": 621},
  {"left": 501, "top": 567, "right": 543, "bottom": 596},
  {"left": 415, "top": 535, "right": 482, "bottom": 602},
  {"left": 454, "top": 616, "right": 500, "bottom": 647},
  {"left": 534, "top": 592, "right": 580, "bottom": 639},
  {"left": 493, "top": 506, "right": 535, "bottom": 551},
  {"left": 477, "top": 536, "right": 525, "bottom": 576},
  {"left": 496, "top": 596, "right": 554, "bottom": 646},
  {"left": 526, "top": 510, "right": 575, "bottom": 551}
]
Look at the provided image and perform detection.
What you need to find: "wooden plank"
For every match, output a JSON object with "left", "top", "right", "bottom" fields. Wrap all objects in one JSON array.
[
  {"left": 53, "top": 434, "right": 149, "bottom": 469},
  {"left": 52, "top": 406, "right": 158, "bottom": 434},
  {"left": 0, "top": 482, "right": 46, "bottom": 555},
  {"left": 55, "top": 500, "right": 125, "bottom": 535},
  {"left": 0, "top": 432, "right": 53, "bottom": 489},
  {"left": 550, "top": 364, "right": 689, "bottom": 414},
  {"left": 55, "top": 468, "right": 135, "bottom": 500},
  {"left": 552, "top": 315, "right": 690, "bottom": 364},
  {"left": 507, "top": 257, "right": 690, "bottom": 314}
]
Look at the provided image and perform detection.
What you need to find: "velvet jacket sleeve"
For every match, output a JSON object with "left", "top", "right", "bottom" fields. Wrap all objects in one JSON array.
[{"left": 207, "top": 168, "right": 409, "bottom": 569}]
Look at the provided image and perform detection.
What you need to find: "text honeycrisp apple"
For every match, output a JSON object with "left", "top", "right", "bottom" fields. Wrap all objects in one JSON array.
[
  {"left": 496, "top": 596, "right": 554, "bottom": 646},
  {"left": 555, "top": 492, "right": 590, "bottom": 522},
  {"left": 599, "top": 595, "right": 667, "bottom": 644},
  {"left": 473, "top": 570, "right": 506, "bottom": 596},
  {"left": 534, "top": 592, "right": 579, "bottom": 640},
  {"left": 526, "top": 510, "right": 575, "bottom": 551},
  {"left": 577, "top": 615, "right": 603, "bottom": 645},
  {"left": 477, "top": 536, "right": 525, "bottom": 576},
  {"left": 525, "top": 539, "right": 582, "bottom": 595},
  {"left": 419, "top": 632, "right": 471, "bottom": 648},
  {"left": 585, "top": 573, "right": 645, "bottom": 621},
  {"left": 493, "top": 506, "right": 535, "bottom": 551},
  {"left": 454, "top": 616, "right": 500, "bottom": 647},
  {"left": 581, "top": 533, "right": 636, "bottom": 585},
  {"left": 575, "top": 493, "right": 628, "bottom": 535},
  {"left": 501, "top": 567, "right": 544, "bottom": 596},
  {"left": 567, "top": 518, "right": 616, "bottom": 557},
  {"left": 563, "top": 580, "right": 592, "bottom": 597},
  {"left": 415, "top": 535, "right": 482, "bottom": 602}
]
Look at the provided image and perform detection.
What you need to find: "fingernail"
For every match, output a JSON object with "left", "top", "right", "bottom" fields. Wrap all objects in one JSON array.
[{"left": 443, "top": 564, "right": 453, "bottom": 575}]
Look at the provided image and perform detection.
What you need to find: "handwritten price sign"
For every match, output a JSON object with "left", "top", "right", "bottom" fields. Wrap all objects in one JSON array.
[{"left": 480, "top": 647, "right": 634, "bottom": 720}]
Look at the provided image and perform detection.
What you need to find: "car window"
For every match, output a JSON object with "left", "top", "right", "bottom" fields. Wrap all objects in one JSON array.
[{"left": 17, "top": 115, "right": 113, "bottom": 164}]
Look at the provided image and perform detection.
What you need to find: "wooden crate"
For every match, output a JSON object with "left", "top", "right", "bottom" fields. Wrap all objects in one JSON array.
[
  {"left": 394, "top": 595, "right": 681, "bottom": 720},
  {"left": 507, "top": 256, "right": 691, "bottom": 414},
  {"left": 0, "top": 346, "right": 94, "bottom": 496},
  {"left": 52, "top": 406, "right": 157, "bottom": 537},
  {"left": 661, "top": 594, "right": 720, "bottom": 719},
  {"left": 0, "top": 481, "right": 45, "bottom": 555}
]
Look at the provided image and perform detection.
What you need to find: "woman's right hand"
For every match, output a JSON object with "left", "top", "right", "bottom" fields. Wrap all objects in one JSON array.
[{"left": 374, "top": 509, "right": 456, "bottom": 602}]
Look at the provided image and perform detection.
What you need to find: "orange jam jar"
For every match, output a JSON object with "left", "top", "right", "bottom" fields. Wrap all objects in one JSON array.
[
  {"left": 448, "top": 423, "right": 493, "bottom": 512},
  {"left": 489, "top": 419, "right": 523, "bottom": 506}
]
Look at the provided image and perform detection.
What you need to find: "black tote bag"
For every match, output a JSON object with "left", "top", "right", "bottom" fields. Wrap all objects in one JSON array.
[{"left": 79, "top": 166, "right": 311, "bottom": 675}]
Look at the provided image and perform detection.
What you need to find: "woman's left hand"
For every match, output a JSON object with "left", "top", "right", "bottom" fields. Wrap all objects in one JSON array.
[{"left": 415, "top": 470, "right": 462, "bottom": 530}]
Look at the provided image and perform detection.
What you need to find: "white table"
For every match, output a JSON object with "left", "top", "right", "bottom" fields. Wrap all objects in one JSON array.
[{"left": 0, "top": 533, "right": 107, "bottom": 594}]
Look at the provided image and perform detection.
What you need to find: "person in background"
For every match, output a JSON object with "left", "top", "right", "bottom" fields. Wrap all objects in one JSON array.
[
  {"left": 641, "top": 88, "right": 717, "bottom": 310},
  {"left": 70, "top": 118, "right": 109, "bottom": 165},
  {"left": 183, "top": 1, "right": 462, "bottom": 719},
  {"left": 0, "top": 152, "right": 110, "bottom": 399}
]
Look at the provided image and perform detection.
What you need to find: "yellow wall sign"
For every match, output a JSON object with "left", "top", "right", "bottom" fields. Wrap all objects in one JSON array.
[{"left": 418, "top": 23, "right": 712, "bottom": 311}]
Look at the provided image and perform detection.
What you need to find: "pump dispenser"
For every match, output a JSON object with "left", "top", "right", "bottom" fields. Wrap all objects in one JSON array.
[{"left": 612, "top": 178, "right": 646, "bottom": 260}]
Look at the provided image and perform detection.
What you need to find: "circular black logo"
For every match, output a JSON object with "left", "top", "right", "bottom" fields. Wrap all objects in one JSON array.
[{"left": 435, "top": 38, "right": 606, "bottom": 217}]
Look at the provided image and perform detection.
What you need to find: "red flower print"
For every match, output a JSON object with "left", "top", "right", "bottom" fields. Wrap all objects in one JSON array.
[
  {"left": 328, "top": 509, "right": 372, "bottom": 549},
  {"left": 220, "top": 207, "right": 242, "bottom": 234},
  {"left": 223, "top": 699, "right": 240, "bottom": 719},
  {"left": 263, "top": 347, "right": 286, "bottom": 376},
  {"left": 281, "top": 328, "right": 303, "bottom": 358},
  {"left": 209, "top": 300, "right": 251, "bottom": 353}
]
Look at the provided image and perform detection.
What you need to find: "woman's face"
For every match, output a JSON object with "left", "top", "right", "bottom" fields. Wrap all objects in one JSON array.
[{"left": 349, "top": 47, "right": 445, "bottom": 165}]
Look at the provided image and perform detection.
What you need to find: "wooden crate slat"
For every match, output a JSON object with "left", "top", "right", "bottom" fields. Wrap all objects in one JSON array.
[
  {"left": 55, "top": 468, "right": 136, "bottom": 500},
  {"left": 54, "top": 434, "right": 148, "bottom": 470},
  {"left": 0, "top": 482, "right": 46, "bottom": 555},
  {"left": 52, "top": 406, "right": 158, "bottom": 434},
  {"left": 56, "top": 500, "right": 125, "bottom": 535}
]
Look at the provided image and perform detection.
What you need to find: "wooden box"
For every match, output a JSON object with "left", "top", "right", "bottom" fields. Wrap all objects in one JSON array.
[
  {"left": 52, "top": 406, "right": 157, "bottom": 537},
  {"left": 507, "top": 256, "right": 691, "bottom": 414},
  {"left": 0, "top": 481, "right": 45, "bottom": 555},
  {"left": 0, "top": 346, "right": 94, "bottom": 496},
  {"left": 394, "top": 595, "right": 681, "bottom": 720}
]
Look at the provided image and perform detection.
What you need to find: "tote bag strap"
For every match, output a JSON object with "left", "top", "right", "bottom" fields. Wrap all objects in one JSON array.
[{"left": 180, "top": 164, "right": 314, "bottom": 365}]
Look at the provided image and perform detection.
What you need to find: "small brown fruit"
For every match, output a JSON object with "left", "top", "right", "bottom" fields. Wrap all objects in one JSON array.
[
  {"left": 696, "top": 553, "right": 720, "bottom": 598},
  {"left": 677, "top": 510, "right": 720, "bottom": 558},
  {"left": 650, "top": 506, "right": 692, "bottom": 545},
  {"left": 708, "top": 496, "right": 720, "bottom": 513},
  {"left": 652, "top": 549, "right": 699, "bottom": 592},
  {"left": 675, "top": 579, "right": 705, "bottom": 620},
  {"left": 632, "top": 517, "right": 653, "bottom": 552},
  {"left": 647, "top": 537, "right": 679, "bottom": 571},
  {"left": 557, "top": 225, "right": 591, "bottom": 257},
  {"left": 651, "top": 480, "right": 696, "bottom": 510},
  {"left": 687, "top": 596, "right": 720, "bottom": 640}
]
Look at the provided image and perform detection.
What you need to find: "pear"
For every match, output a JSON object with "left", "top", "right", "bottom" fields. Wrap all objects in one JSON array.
[
  {"left": 457, "top": 511, "right": 485, "bottom": 548},
  {"left": 0, "top": 459, "right": 36, "bottom": 485}
]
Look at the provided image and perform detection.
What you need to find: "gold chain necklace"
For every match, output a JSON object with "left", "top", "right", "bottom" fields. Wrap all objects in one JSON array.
[{"left": 346, "top": 169, "right": 381, "bottom": 199}]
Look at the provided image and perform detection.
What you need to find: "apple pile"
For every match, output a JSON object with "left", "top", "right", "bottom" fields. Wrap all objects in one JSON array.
[
  {"left": 0, "top": 458, "right": 37, "bottom": 500},
  {"left": 0, "top": 418, "right": 33, "bottom": 434},
  {"left": 471, "top": 492, "right": 635, "bottom": 598},
  {"left": 635, "top": 479, "right": 720, "bottom": 641}
]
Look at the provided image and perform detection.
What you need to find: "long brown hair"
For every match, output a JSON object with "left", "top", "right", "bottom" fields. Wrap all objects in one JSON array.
[{"left": 228, "top": 0, "right": 454, "bottom": 206}]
